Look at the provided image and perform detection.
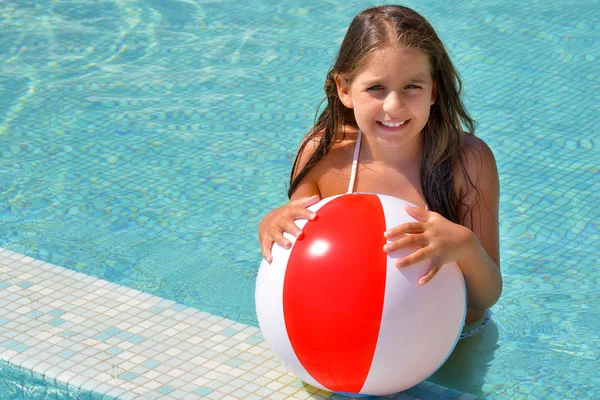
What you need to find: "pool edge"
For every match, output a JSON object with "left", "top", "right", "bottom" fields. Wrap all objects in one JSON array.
[{"left": 0, "top": 248, "right": 479, "bottom": 400}]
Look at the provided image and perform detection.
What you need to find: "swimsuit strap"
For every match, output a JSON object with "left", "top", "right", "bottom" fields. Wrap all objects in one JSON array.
[
  {"left": 346, "top": 130, "right": 430, "bottom": 210},
  {"left": 347, "top": 130, "right": 362, "bottom": 194}
]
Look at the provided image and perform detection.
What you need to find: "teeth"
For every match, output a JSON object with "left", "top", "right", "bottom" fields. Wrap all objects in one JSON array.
[{"left": 381, "top": 120, "right": 406, "bottom": 128}]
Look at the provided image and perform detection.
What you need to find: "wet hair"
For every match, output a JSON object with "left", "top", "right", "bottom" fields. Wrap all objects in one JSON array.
[{"left": 288, "top": 5, "right": 477, "bottom": 224}]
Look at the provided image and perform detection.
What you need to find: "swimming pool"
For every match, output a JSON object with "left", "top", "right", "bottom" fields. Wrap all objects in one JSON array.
[{"left": 0, "top": 0, "right": 598, "bottom": 398}]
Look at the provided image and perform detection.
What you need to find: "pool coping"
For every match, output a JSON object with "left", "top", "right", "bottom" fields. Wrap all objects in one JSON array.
[{"left": 0, "top": 248, "right": 479, "bottom": 399}]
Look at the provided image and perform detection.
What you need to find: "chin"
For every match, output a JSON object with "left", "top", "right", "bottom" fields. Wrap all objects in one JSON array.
[{"left": 371, "top": 129, "right": 420, "bottom": 147}]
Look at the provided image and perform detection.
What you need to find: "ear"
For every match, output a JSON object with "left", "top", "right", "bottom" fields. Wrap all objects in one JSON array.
[
  {"left": 335, "top": 74, "right": 353, "bottom": 109},
  {"left": 430, "top": 81, "right": 438, "bottom": 105}
]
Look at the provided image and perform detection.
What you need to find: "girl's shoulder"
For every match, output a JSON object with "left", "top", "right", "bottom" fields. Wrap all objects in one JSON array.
[
  {"left": 460, "top": 134, "right": 498, "bottom": 176},
  {"left": 293, "top": 129, "right": 358, "bottom": 179},
  {"left": 455, "top": 134, "right": 499, "bottom": 202},
  {"left": 290, "top": 129, "right": 358, "bottom": 199}
]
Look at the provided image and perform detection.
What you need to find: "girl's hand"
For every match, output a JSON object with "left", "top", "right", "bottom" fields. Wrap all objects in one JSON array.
[
  {"left": 383, "top": 205, "right": 475, "bottom": 285},
  {"left": 258, "top": 195, "right": 320, "bottom": 263}
]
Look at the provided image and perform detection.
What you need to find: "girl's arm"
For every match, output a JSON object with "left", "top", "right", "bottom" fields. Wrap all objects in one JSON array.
[
  {"left": 258, "top": 193, "right": 320, "bottom": 262},
  {"left": 454, "top": 135, "right": 502, "bottom": 310},
  {"left": 258, "top": 135, "right": 322, "bottom": 262},
  {"left": 382, "top": 135, "right": 502, "bottom": 311}
]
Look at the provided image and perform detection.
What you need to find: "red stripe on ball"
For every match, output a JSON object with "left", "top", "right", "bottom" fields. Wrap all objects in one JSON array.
[{"left": 283, "top": 194, "right": 387, "bottom": 393}]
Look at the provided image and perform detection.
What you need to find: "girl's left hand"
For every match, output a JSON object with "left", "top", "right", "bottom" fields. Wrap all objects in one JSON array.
[{"left": 383, "top": 205, "right": 475, "bottom": 285}]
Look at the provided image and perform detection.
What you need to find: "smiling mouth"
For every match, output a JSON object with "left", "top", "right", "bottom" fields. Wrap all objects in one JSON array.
[{"left": 377, "top": 119, "right": 410, "bottom": 129}]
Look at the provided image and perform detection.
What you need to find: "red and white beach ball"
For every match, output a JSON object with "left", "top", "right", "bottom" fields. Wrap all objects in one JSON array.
[{"left": 255, "top": 193, "right": 466, "bottom": 397}]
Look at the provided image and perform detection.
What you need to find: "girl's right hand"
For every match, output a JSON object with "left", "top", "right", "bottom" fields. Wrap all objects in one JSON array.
[{"left": 258, "top": 195, "right": 320, "bottom": 263}]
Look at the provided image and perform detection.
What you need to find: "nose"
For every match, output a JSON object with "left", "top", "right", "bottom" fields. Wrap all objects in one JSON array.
[{"left": 383, "top": 91, "right": 405, "bottom": 115}]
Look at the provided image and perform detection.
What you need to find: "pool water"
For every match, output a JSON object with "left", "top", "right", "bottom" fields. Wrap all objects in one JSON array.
[
  {"left": 0, "top": 0, "right": 598, "bottom": 398},
  {"left": 0, "top": 360, "right": 97, "bottom": 399}
]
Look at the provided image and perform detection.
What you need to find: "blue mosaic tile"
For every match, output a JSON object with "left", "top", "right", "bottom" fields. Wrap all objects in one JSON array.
[
  {"left": 106, "top": 347, "right": 124, "bottom": 355},
  {"left": 443, "top": 388, "right": 464, "bottom": 398},
  {"left": 28, "top": 311, "right": 44, "bottom": 318},
  {"left": 142, "top": 360, "right": 160, "bottom": 369},
  {"left": 17, "top": 281, "right": 33, "bottom": 289},
  {"left": 119, "top": 372, "right": 137, "bottom": 381},
  {"left": 225, "top": 358, "right": 244, "bottom": 367},
  {"left": 3, "top": 340, "right": 20, "bottom": 349},
  {"left": 194, "top": 387, "right": 213, "bottom": 396},
  {"left": 116, "top": 331, "right": 133, "bottom": 340},
  {"left": 157, "top": 386, "right": 175, "bottom": 394},
  {"left": 12, "top": 343, "right": 29, "bottom": 353},
  {"left": 48, "top": 318, "right": 67, "bottom": 327},
  {"left": 127, "top": 335, "right": 145, "bottom": 344},
  {"left": 404, "top": 386, "right": 450, "bottom": 400},
  {"left": 105, "top": 327, "right": 121, "bottom": 335},
  {"left": 49, "top": 309, "right": 65, "bottom": 317},
  {"left": 93, "top": 333, "right": 111, "bottom": 341},
  {"left": 0, "top": 282, "right": 11, "bottom": 289},
  {"left": 220, "top": 328, "right": 238, "bottom": 337},
  {"left": 59, "top": 349, "right": 76, "bottom": 358},
  {"left": 245, "top": 336, "right": 263, "bottom": 345}
]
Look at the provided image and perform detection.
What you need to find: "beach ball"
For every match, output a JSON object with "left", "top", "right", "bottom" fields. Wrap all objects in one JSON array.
[{"left": 255, "top": 193, "right": 466, "bottom": 397}]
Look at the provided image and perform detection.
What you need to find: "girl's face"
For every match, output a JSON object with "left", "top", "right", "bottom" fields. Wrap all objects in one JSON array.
[{"left": 336, "top": 47, "right": 436, "bottom": 148}]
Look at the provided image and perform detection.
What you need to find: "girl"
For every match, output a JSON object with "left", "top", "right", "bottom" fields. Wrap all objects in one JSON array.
[{"left": 258, "top": 5, "right": 502, "bottom": 334}]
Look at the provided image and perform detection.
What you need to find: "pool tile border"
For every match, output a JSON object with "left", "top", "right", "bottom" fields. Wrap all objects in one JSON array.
[{"left": 0, "top": 248, "right": 478, "bottom": 399}]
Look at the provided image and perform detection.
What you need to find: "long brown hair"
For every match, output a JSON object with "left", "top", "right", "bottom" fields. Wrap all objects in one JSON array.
[{"left": 288, "top": 5, "right": 477, "bottom": 224}]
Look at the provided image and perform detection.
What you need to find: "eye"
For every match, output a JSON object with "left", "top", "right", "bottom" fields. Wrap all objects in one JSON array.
[
  {"left": 367, "top": 85, "right": 385, "bottom": 91},
  {"left": 405, "top": 84, "right": 422, "bottom": 90}
]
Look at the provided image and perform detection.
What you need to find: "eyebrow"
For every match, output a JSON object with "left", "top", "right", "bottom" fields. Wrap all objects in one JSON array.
[
  {"left": 405, "top": 74, "right": 432, "bottom": 83},
  {"left": 408, "top": 77, "right": 431, "bottom": 84},
  {"left": 363, "top": 75, "right": 431, "bottom": 86}
]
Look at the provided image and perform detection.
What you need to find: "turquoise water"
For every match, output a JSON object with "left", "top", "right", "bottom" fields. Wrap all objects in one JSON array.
[
  {"left": 0, "top": 360, "right": 99, "bottom": 399},
  {"left": 1, "top": 0, "right": 598, "bottom": 398}
]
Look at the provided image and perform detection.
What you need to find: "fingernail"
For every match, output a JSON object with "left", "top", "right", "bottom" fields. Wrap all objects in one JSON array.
[
  {"left": 395, "top": 259, "right": 405, "bottom": 268},
  {"left": 418, "top": 278, "right": 426, "bottom": 285},
  {"left": 266, "top": 256, "right": 272, "bottom": 263},
  {"left": 383, "top": 231, "right": 390, "bottom": 238},
  {"left": 295, "top": 231, "right": 304, "bottom": 239},
  {"left": 383, "top": 244, "right": 391, "bottom": 252},
  {"left": 310, "top": 213, "right": 318, "bottom": 220}
]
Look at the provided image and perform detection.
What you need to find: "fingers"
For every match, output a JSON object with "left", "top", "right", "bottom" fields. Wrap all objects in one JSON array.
[
  {"left": 294, "top": 194, "right": 320, "bottom": 207},
  {"left": 394, "top": 247, "right": 431, "bottom": 268},
  {"left": 260, "top": 236, "right": 274, "bottom": 263},
  {"left": 259, "top": 195, "right": 320, "bottom": 264},
  {"left": 404, "top": 205, "right": 430, "bottom": 222},
  {"left": 281, "top": 219, "right": 304, "bottom": 240},
  {"left": 384, "top": 205, "right": 431, "bottom": 239},
  {"left": 275, "top": 196, "right": 320, "bottom": 243},
  {"left": 272, "top": 230, "right": 293, "bottom": 248},
  {"left": 284, "top": 200, "right": 319, "bottom": 222},
  {"left": 384, "top": 222, "right": 424, "bottom": 239},
  {"left": 394, "top": 254, "right": 441, "bottom": 285},
  {"left": 261, "top": 230, "right": 293, "bottom": 264},
  {"left": 291, "top": 208, "right": 318, "bottom": 222},
  {"left": 418, "top": 260, "right": 441, "bottom": 285},
  {"left": 383, "top": 233, "right": 427, "bottom": 253}
]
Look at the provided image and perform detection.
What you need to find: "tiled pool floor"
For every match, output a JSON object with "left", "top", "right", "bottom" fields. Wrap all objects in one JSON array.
[{"left": 0, "top": 248, "right": 478, "bottom": 400}]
